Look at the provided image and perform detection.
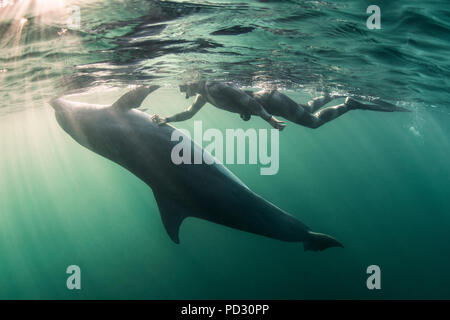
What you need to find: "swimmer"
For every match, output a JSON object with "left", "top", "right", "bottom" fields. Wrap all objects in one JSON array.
[{"left": 152, "top": 81, "right": 409, "bottom": 129}]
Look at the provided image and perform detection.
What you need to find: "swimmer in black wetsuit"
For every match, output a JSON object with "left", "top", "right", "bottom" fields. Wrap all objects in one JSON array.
[{"left": 152, "top": 81, "right": 409, "bottom": 130}]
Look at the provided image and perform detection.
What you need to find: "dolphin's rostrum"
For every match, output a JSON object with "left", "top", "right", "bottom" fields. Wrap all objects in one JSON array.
[{"left": 50, "top": 87, "right": 343, "bottom": 251}]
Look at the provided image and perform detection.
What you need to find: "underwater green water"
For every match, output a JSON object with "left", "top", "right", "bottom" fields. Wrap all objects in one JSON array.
[
  {"left": 1, "top": 88, "right": 449, "bottom": 299},
  {"left": 1, "top": 0, "right": 450, "bottom": 299}
]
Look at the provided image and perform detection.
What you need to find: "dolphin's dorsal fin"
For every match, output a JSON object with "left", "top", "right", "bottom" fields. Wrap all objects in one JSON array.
[
  {"left": 112, "top": 85, "right": 160, "bottom": 110},
  {"left": 154, "top": 191, "right": 192, "bottom": 244}
]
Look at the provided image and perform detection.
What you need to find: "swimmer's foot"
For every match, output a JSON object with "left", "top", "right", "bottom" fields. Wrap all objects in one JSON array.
[
  {"left": 344, "top": 97, "right": 366, "bottom": 110},
  {"left": 345, "top": 97, "right": 411, "bottom": 112}
]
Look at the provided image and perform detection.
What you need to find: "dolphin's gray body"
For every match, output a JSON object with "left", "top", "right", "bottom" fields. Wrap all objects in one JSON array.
[{"left": 50, "top": 87, "right": 343, "bottom": 251}]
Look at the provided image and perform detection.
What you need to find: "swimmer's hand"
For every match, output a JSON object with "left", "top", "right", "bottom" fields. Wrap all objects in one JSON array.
[
  {"left": 269, "top": 116, "right": 286, "bottom": 131},
  {"left": 152, "top": 114, "right": 167, "bottom": 125}
]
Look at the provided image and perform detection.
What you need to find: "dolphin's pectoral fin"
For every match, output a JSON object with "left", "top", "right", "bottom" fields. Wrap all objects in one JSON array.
[
  {"left": 112, "top": 85, "right": 160, "bottom": 111},
  {"left": 154, "top": 192, "right": 191, "bottom": 244},
  {"left": 303, "top": 231, "right": 344, "bottom": 251}
]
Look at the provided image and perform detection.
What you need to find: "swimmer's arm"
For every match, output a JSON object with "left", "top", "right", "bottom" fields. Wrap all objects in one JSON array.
[
  {"left": 218, "top": 85, "right": 271, "bottom": 120},
  {"left": 246, "top": 100, "right": 272, "bottom": 122},
  {"left": 250, "top": 103, "right": 285, "bottom": 130},
  {"left": 157, "top": 94, "right": 206, "bottom": 124},
  {"left": 231, "top": 89, "right": 285, "bottom": 130}
]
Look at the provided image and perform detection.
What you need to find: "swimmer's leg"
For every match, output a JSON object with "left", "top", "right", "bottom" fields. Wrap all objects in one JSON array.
[
  {"left": 304, "top": 92, "right": 347, "bottom": 113},
  {"left": 280, "top": 103, "right": 347, "bottom": 129},
  {"left": 309, "top": 103, "right": 350, "bottom": 128},
  {"left": 293, "top": 97, "right": 410, "bottom": 129}
]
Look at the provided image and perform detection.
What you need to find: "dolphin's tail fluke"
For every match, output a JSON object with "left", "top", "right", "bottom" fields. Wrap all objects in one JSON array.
[{"left": 303, "top": 231, "right": 344, "bottom": 252}]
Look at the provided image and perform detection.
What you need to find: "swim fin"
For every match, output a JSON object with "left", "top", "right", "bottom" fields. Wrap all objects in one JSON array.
[
  {"left": 372, "top": 99, "right": 411, "bottom": 112},
  {"left": 345, "top": 97, "right": 410, "bottom": 112}
]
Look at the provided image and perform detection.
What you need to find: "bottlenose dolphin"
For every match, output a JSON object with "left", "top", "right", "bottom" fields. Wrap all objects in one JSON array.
[{"left": 50, "top": 87, "right": 343, "bottom": 251}]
